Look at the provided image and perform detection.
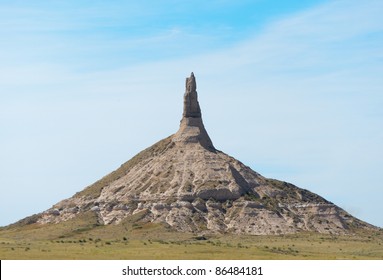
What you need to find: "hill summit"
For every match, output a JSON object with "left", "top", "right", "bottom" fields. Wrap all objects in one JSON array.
[{"left": 17, "top": 73, "right": 374, "bottom": 235}]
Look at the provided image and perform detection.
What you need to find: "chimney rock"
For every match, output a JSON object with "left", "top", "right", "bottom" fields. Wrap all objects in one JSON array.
[{"left": 174, "top": 73, "right": 215, "bottom": 151}]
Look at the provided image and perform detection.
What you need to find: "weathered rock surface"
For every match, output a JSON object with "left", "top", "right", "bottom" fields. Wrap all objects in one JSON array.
[{"left": 28, "top": 73, "right": 375, "bottom": 235}]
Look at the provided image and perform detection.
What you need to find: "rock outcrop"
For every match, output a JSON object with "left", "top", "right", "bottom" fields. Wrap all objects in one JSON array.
[
  {"left": 174, "top": 72, "right": 215, "bottom": 151},
  {"left": 183, "top": 72, "right": 201, "bottom": 118},
  {"left": 26, "top": 73, "right": 375, "bottom": 235}
]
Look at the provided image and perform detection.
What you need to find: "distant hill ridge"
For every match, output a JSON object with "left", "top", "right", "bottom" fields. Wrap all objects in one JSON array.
[{"left": 11, "top": 73, "right": 376, "bottom": 235}]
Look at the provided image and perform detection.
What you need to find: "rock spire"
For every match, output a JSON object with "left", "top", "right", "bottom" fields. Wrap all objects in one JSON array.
[
  {"left": 173, "top": 72, "right": 215, "bottom": 151},
  {"left": 183, "top": 72, "right": 201, "bottom": 118}
]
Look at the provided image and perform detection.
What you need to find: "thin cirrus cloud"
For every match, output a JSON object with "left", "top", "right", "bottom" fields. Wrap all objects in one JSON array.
[{"left": 0, "top": 0, "right": 382, "bottom": 227}]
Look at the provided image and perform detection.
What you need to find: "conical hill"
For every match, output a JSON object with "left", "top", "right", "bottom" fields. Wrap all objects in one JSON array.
[{"left": 12, "top": 73, "right": 375, "bottom": 235}]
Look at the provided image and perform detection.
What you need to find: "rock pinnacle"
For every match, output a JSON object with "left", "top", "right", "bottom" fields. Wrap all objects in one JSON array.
[
  {"left": 173, "top": 73, "right": 215, "bottom": 151},
  {"left": 183, "top": 72, "right": 201, "bottom": 118}
]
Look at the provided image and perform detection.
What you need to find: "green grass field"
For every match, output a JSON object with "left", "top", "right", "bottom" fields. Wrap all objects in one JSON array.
[
  {"left": 1, "top": 232, "right": 383, "bottom": 260},
  {"left": 1, "top": 213, "right": 382, "bottom": 260}
]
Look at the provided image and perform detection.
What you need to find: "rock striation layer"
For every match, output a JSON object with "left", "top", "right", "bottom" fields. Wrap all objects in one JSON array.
[{"left": 20, "top": 73, "right": 376, "bottom": 235}]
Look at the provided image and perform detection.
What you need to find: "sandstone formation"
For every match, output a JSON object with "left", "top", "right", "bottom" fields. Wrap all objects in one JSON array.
[
  {"left": 19, "top": 73, "right": 375, "bottom": 235},
  {"left": 175, "top": 72, "right": 215, "bottom": 151}
]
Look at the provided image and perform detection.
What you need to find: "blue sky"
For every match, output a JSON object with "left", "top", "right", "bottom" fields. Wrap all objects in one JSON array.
[{"left": 1, "top": 0, "right": 382, "bottom": 228}]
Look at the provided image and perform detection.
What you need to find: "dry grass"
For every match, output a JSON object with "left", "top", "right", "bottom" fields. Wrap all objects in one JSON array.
[{"left": 1, "top": 217, "right": 382, "bottom": 260}]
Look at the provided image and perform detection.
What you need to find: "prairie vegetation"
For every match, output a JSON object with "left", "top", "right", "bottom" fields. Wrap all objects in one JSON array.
[{"left": 1, "top": 216, "right": 382, "bottom": 260}]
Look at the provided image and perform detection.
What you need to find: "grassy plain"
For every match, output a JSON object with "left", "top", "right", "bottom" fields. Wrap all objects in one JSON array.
[{"left": 1, "top": 214, "right": 382, "bottom": 260}]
